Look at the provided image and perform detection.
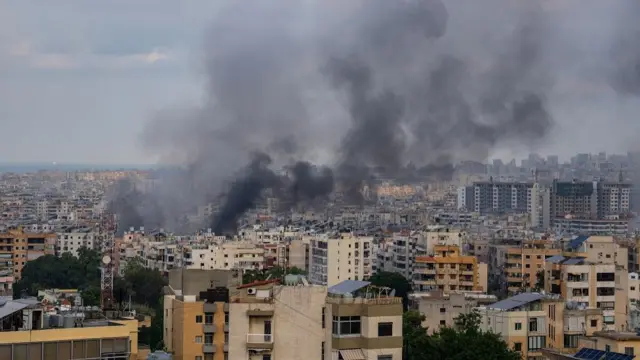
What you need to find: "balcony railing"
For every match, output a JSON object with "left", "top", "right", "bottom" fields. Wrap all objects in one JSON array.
[{"left": 247, "top": 333, "right": 273, "bottom": 344}]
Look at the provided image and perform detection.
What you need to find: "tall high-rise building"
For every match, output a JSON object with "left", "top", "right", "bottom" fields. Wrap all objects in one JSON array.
[
  {"left": 309, "top": 233, "right": 373, "bottom": 286},
  {"left": 456, "top": 181, "right": 533, "bottom": 214}
]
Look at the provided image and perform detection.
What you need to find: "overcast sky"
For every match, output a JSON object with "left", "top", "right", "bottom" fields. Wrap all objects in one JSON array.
[
  {"left": 2, "top": 0, "right": 640, "bottom": 165},
  {"left": 0, "top": 1, "right": 219, "bottom": 164}
]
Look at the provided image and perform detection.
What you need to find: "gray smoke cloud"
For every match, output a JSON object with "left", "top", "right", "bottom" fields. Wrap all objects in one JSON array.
[{"left": 124, "top": 0, "right": 640, "bottom": 233}]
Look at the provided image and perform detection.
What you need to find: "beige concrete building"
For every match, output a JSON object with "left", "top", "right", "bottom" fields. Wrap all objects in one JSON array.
[
  {"left": 544, "top": 256, "right": 628, "bottom": 331},
  {"left": 413, "top": 245, "right": 488, "bottom": 293},
  {"left": 478, "top": 293, "right": 563, "bottom": 360},
  {"left": 564, "top": 235, "right": 628, "bottom": 269},
  {"left": 545, "top": 301, "right": 604, "bottom": 353},
  {"left": 309, "top": 233, "right": 373, "bottom": 286},
  {"left": 184, "top": 241, "right": 265, "bottom": 272},
  {"left": 579, "top": 331, "right": 640, "bottom": 357},
  {"left": 326, "top": 280, "right": 403, "bottom": 360},
  {"left": 409, "top": 291, "right": 497, "bottom": 333},
  {"left": 228, "top": 278, "right": 327, "bottom": 360}
]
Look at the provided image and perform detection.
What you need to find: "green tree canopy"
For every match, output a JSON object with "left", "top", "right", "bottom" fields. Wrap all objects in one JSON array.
[
  {"left": 14, "top": 247, "right": 101, "bottom": 303},
  {"left": 404, "top": 310, "right": 520, "bottom": 360},
  {"left": 369, "top": 271, "right": 412, "bottom": 309}
]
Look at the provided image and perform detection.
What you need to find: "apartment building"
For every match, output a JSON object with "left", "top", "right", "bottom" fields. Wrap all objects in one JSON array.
[
  {"left": 326, "top": 280, "right": 403, "bottom": 360},
  {"left": 412, "top": 245, "right": 488, "bottom": 293},
  {"left": 457, "top": 181, "right": 533, "bottom": 214},
  {"left": 545, "top": 301, "right": 604, "bottom": 353},
  {"left": 503, "top": 239, "right": 561, "bottom": 295},
  {"left": 578, "top": 331, "right": 640, "bottom": 357},
  {"left": 544, "top": 255, "right": 628, "bottom": 331},
  {"left": 478, "top": 292, "right": 563, "bottom": 360},
  {"left": 564, "top": 235, "right": 628, "bottom": 269},
  {"left": 0, "top": 298, "right": 140, "bottom": 360},
  {"left": 409, "top": 291, "right": 497, "bottom": 334},
  {"left": 55, "top": 228, "right": 97, "bottom": 257},
  {"left": 309, "top": 233, "right": 373, "bottom": 286},
  {"left": 183, "top": 241, "right": 265, "bottom": 272},
  {"left": 0, "top": 228, "right": 56, "bottom": 281}
]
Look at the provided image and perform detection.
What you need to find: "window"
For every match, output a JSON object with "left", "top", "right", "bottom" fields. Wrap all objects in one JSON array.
[
  {"left": 322, "top": 307, "right": 325, "bottom": 328},
  {"left": 195, "top": 336, "right": 203, "bottom": 343},
  {"left": 225, "top": 312, "right": 229, "bottom": 324},
  {"left": 606, "top": 345, "right": 611, "bottom": 352},
  {"left": 205, "top": 334, "right": 213, "bottom": 344},
  {"left": 262, "top": 355, "right": 271, "bottom": 360},
  {"left": 515, "top": 322, "right": 522, "bottom": 331},
  {"left": 205, "top": 313, "right": 214, "bottom": 324},
  {"left": 440, "top": 320, "right": 446, "bottom": 326},
  {"left": 332, "top": 316, "right": 361, "bottom": 336},
  {"left": 196, "top": 315, "right": 203, "bottom": 324},
  {"left": 321, "top": 342, "right": 325, "bottom": 360},
  {"left": 224, "top": 332, "right": 229, "bottom": 343},
  {"left": 378, "top": 356, "right": 393, "bottom": 360},
  {"left": 378, "top": 322, "right": 393, "bottom": 337},
  {"left": 196, "top": 357, "right": 203, "bottom": 360},
  {"left": 440, "top": 307, "right": 446, "bottom": 313},
  {"left": 529, "top": 318, "right": 538, "bottom": 332},
  {"left": 514, "top": 343, "right": 522, "bottom": 352},
  {"left": 564, "top": 334, "right": 579, "bottom": 349},
  {"left": 625, "top": 347, "right": 635, "bottom": 356},
  {"left": 528, "top": 336, "right": 545, "bottom": 351},
  {"left": 590, "top": 319, "right": 598, "bottom": 328}
]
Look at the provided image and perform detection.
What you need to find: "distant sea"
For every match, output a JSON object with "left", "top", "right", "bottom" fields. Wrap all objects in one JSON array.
[{"left": 0, "top": 163, "right": 157, "bottom": 173}]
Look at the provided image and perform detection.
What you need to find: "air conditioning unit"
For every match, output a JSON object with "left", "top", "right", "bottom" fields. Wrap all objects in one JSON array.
[{"left": 247, "top": 288, "right": 257, "bottom": 295}]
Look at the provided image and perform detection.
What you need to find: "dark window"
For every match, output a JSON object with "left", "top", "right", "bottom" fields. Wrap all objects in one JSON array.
[
  {"left": 590, "top": 319, "right": 598, "bottom": 328},
  {"left": 529, "top": 318, "right": 538, "bottom": 332},
  {"left": 205, "top": 334, "right": 214, "bottom": 345},
  {"left": 205, "top": 313, "right": 214, "bottom": 324},
  {"left": 322, "top": 307, "right": 325, "bottom": 328},
  {"left": 378, "top": 322, "right": 393, "bottom": 337},
  {"left": 378, "top": 356, "right": 393, "bottom": 360},
  {"left": 263, "top": 355, "right": 271, "bottom": 360},
  {"left": 439, "top": 320, "right": 446, "bottom": 326},
  {"left": 515, "top": 323, "right": 522, "bottom": 331},
  {"left": 196, "top": 315, "right": 203, "bottom": 323},
  {"left": 332, "top": 316, "right": 361, "bottom": 336},
  {"left": 440, "top": 307, "right": 446, "bottom": 313},
  {"left": 514, "top": 343, "right": 522, "bottom": 352},
  {"left": 564, "top": 334, "right": 579, "bottom": 349},
  {"left": 625, "top": 347, "right": 635, "bottom": 356}
]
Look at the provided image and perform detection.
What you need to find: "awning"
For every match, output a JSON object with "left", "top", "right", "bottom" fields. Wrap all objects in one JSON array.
[{"left": 339, "top": 349, "right": 366, "bottom": 360}]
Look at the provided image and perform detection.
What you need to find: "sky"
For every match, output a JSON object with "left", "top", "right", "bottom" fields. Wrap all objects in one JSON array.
[
  {"left": 3, "top": 0, "right": 640, "bottom": 165},
  {"left": 0, "top": 1, "right": 218, "bottom": 164}
]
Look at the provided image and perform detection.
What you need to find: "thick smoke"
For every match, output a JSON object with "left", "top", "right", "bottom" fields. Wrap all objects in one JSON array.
[
  {"left": 131, "top": 0, "right": 585, "bottom": 233},
  {"left": 106, "top": 178, "right": 164, "bottom": 235}
]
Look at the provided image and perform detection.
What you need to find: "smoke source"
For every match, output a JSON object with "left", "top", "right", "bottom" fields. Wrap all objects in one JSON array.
[{"left": 128, "top": 0, "right": 638, "bottom": 233}]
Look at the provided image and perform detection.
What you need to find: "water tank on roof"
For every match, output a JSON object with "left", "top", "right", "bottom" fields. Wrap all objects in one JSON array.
[
  {"left": 63, "top": 315, "right": 75, "bottom": 328},
  {"left": 51, "top": 314, "right": 63, "bottom": 327},
  {"left": 284, "top": 274, "right": 300, "bottom": 286}
]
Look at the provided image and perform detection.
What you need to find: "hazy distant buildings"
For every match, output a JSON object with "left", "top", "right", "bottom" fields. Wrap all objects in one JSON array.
[
  {"left": 530, "top": 179, "right": 632, "bottom": 233},
  {"left": 456, "top": 181, "right": 533, "bottom": 214}
]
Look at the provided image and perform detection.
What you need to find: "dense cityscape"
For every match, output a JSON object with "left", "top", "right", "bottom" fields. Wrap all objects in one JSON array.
[
  {"left": 5, "top": 0, "right": 640, "bottom": 360},
  {"left": 0, "top": 151, "right": 640, "bottom": 359}
]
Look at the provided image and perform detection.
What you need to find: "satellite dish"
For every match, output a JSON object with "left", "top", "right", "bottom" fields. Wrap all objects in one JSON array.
[{"left": 102, "top": 255, "right": 111, "bottom": 265}]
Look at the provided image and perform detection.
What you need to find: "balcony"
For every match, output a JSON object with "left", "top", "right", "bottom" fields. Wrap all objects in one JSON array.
[
  {"left": 203, "top": 324, "right": 217, "bottom": 333},
  {"left": 247, "top": 309, "right": 274, "bottom": 317},
  {"left": 246, "top": 334, "right": 274, "bottom": 349},
  {"left": 202, "top": 344, "right": 216, "bottom": 353}
]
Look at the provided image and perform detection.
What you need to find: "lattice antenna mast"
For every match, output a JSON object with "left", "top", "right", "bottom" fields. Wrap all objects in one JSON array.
[{"left": 100, "top": 213, "right": 117, "bottom": 312}]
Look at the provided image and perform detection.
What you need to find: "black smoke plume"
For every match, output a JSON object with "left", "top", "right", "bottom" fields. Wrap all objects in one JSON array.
[{"left": 134, "top": 0, "right": 562, "bottom": 233}]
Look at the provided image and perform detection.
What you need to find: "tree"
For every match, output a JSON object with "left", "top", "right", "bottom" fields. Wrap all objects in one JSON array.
[
  {"left": 403, "top": 310, "right": 520, "bottom": 360},
  {"left": 14, "top": 247, "right": 102, "bottom": 298},
  {"left": 369, "top": 271, "right": 412, "bottom": 309},
  {"left": 119, "top": 258, "right": 166, "bottom": 308},
  {"left": 535, "top": 270, "right": 544, "bottom": 291}
]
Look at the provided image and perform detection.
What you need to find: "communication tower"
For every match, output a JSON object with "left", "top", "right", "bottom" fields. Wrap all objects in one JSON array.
[{"left": 99, "top": 213, "right": 117, "bottom": 314}]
